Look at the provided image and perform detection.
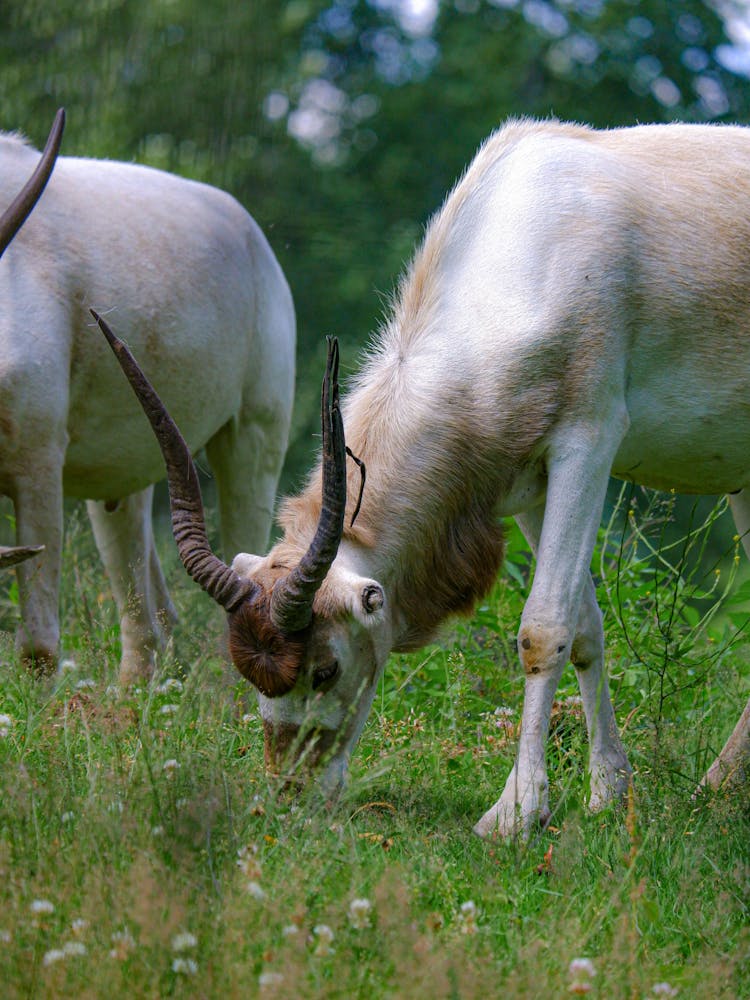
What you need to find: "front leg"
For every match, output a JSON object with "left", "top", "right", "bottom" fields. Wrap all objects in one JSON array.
[
  {"left": 475, "top": 420, "right": 625, "bottom": 839},
  {"left": 13, "top": 466, "right": 64, "bottom": 673}
]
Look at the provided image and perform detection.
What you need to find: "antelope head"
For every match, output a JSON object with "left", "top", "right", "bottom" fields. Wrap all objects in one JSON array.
[
  {"left": 94, "top": 315, "right": 390, "bottom": 790},
  {"left": 0, "top": 108, "right": 65, "bottom": 570}
]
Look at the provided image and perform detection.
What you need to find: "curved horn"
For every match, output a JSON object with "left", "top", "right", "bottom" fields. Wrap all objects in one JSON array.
[
  {"left": 0, "top": 544, "right": 44, "bottom": 569},
  {"left": 92, "top": 310, "right": 257, "bottom": 612},
  {"left": 270, "top": 336, "right": 347, "bottom": 633},
  {"left": 0, "top": 108, "right": 65, "bottom": 259}
]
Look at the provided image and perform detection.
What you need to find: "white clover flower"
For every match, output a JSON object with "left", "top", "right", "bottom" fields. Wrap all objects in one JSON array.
[
  {"left": 651, "top": 985, "right": 678, "bottom": 998},
  {"left": 172, "top": 957, "right": 198, "bottom": 975},
  {"left": 313, "top": 924, "right": 334, "bottom": 956},
  {"left": 109, "top": 929, "right": 136, "bottom": 960},
  {"left": 237, "top": 844, "right": 262, "bottom": 879},
  {"left": 246, "top": 881, "right": 266, "bottom": 901},
  {"left": 30, "top": 899, "right": 55, "bottom": 916},
  {"left": 457, "top": 900, "right": 478, "bottom": 935},
  {"left": 171, "top": 931, "right": 198, "bottom": 952},
  {"left": 162, "top": 759, "right": 180, "bottom": 778},
  {"left": 70, "top": 918, "right": 88, "bottom": 936},
  {"left": 569, "top": 956, "right": 596, "bottom": 995},
  {"left": 281, "top": 924, "right": 299, "bottom": 938},
  {"left": 348, "top": 897, "right": 372, "bottom": 929},
  {"left": 75, "top": 678, "right": 96, "bottom": 691},
  {"left": 259, "top": 971, "right": 284, "bottom": 988},
  {"left": 562, "top": 695, "right": 583, "bottom": 708},
  {"left": 159, "top": 703, "right": 179, "bottom": 716},
  {"left": 569, "top": 958, "right": 596, "bottom": 978},
  {"left": 62, "top": 940, "right": 87, "bottom": 957},
  {"left": 42, "top": 948, "right": 66, "bottom": 966},
  {"left": 60, "top": 658, "right": 78, "bottom": 674},
  {"left": 156, "top": 678, "right": 183, "bottom": 695},
  {"left": 249, "top": 795, "right": 266, "bottom": 816}
]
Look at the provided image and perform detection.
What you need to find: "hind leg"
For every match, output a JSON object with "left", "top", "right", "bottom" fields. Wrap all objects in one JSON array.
[
  {"left": 697, "top": 490, "right": 750, "bottom": 789},
  {"left": 87, "top": 486, "right": 177, "bottom": 684},
  {"left": 205, "top": 402, "right": 291, "bottom": 561}
]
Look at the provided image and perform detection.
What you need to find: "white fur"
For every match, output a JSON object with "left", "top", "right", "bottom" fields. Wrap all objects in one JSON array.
[
  {"left": 0, "top": 130, "right": 295, "bottom": 680},
  {"left": 243, "top": 119, "right": 750, "bottom": 834}
]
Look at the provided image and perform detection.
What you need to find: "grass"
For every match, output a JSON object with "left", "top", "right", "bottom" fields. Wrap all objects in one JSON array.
[{"left": 0, "top": 499, "right": 747, "bottom": 998}]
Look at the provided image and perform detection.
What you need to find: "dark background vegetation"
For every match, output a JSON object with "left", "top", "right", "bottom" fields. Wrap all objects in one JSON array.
[{"left": 3, "top": 0, "right": 750, "bottom": 491}]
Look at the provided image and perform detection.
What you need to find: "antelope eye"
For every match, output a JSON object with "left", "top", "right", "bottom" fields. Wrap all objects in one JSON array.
[{"left": 312, "top": 660, "right": 339, "bottom": 691}]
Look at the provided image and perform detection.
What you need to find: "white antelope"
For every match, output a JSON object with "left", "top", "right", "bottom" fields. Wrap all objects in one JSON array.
[
  {"left": 99, "top": 118, "right": 750, "bottom": 837},
  {"left": 1, "top": 111, "right": 294, "bottom": 681}
]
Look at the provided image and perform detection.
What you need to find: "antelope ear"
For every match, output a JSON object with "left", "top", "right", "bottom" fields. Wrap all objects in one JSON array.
[
  {"left": 231, "top": 553, "right": 267, "bottom": 579},
  {"left": 330, "top": 568, "right": 386, "bottom": 626}
]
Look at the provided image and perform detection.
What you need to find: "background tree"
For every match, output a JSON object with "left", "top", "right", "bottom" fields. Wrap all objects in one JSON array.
[{"left": 2, "top": 0, "right": 748, "bottom": 484}]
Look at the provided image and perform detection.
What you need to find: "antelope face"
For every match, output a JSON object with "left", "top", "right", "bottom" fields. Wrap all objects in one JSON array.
[{"left": 231, "top": 551, "right": 391, "bottom": 791}]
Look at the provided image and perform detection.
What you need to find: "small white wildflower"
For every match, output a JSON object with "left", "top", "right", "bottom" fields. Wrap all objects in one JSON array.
[
  {"left": 62, "top": 940, "right": 87, "bottom": 957},
  {"left": 162, "top": 759, "right": 180, "bottom": 778},
  {"left": 70, "top": 918, "right": 88, "bottom": 936},
  {"left": 30, "top": 899, "right": 54, "bottom": 916},
  {"left": 493, "top": 706, "right": 514, "bottom": 718},
  {"left": 61, "top": 811, "right": 75, "bottom": 824},
  {"left": 156, "top": 678, "right": 183, "bottom": 695},
  {"left": 651, "top": 985, "right": 678, "bottom": 998},
  {"left": 237, "top": 844, "right": 262, "bottom": 879},
  {"left": 60, "top": 658, "right": 78, "bottom": 674},
  {"left": 569, "top": 956, "right": 596, "bottom": 995},
  {"left": 457, "top": 900, "right": 478, "bottom": 935},
  {"left": 151, "top": 825, "right": 165, "bottom": 837},
  {"left": 42, "top": 948, "right": 66, "bottom": 966},
  {"left": 159, "top": 703, "right": 179, "bottom": 716},
  {"left": 0, "top": 713, "right": 13, "bottom": 738},
  {"left": 348, "top": 897, "right": 372, "bottom": 929},
  {"left": 569, "top": 958, "right": 596, "bottom": 978},
  {"left": 75, "top": 678, "right": 96, "bottom": 691},
  {"left": 171, "top": 931, "right": 198, "bottom": 952},
  {"left": 172, "top": 957, "right": 198, "bottom": 975},
  {"left": 562, "top": 695, "right": 583, "bottom": 707},
  {"left": 246, "top": 881, "right": 266, "bottom": 901},
  {"left": 281, "top": 924, "right": 299, "bottom": 938},
  {"left": 313, "top": 924, "right": 334, "bottom": 956},
  {"left": 241, "top": 713, "right": 255, "bottom": 725},
  {"left": 109, "top": 929, "right": 135, "bottom": 960},
  {"left": 259, "top": 971, "right": 284, "bottom": 989}
]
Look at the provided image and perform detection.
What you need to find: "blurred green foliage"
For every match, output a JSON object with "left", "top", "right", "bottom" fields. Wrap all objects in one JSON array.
[{"left": 2, "top": 0, "right": 749, "bottom": 487}]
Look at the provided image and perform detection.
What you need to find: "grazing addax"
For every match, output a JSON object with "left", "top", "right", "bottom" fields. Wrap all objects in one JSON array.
[
  {"left": 1, "top": 111, "right": 295, "bottom": 681},
  {"left": 100, "top": 118, "right": 750, "bottom": 836}
]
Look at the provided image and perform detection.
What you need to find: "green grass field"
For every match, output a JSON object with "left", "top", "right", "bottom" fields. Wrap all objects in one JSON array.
[{"left": 0, "top": 496, "right": 747, "bottom": 998}]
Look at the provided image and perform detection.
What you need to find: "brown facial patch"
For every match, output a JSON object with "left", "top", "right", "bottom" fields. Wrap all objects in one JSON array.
[{"left": 228, "top": 593, "right": 306, "bottom": 697}]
